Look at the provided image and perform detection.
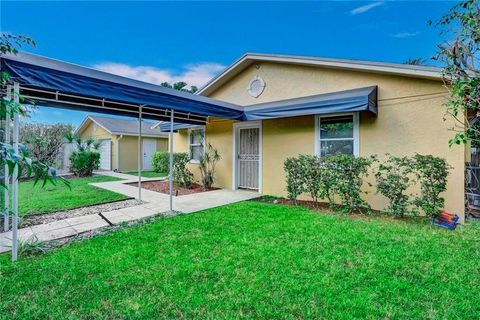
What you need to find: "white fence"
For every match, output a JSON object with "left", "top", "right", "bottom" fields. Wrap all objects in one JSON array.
[{"left": 56, "top": 143, "right": 75, "bottom": 174}]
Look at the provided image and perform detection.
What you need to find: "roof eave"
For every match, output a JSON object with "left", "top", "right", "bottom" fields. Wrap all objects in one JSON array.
[
  {"left": 197, "top": 53, "right": 444, "bottom": 97},
  {"left": 74, "top": 115, "right": 113, "bottom": 136},
  {"left": 111, "top": 132, "right": 168, "bottom": 138}
]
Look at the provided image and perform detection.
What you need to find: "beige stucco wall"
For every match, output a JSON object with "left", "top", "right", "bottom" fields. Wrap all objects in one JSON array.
[
  {"left": 78, "top": 120, "right": 168, "bottom": 172},
  {"left": 172, "top": 121, "right": 234, "bottom": 184},
  {"left": 78, "top": 121, "right": 117, "bottom": 171},
  {"left": 173, "top": 62, "right": 465, "bottom": 220},
  {"left": 118, "top": 136, "right": 168, "bottom": 172}
]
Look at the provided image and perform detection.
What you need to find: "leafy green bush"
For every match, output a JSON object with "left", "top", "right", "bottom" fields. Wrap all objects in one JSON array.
[
  {"left": 284, "top": 154, "right": 374, "bottom": 212},
  {"left": 375, "top": 155, "right": 414, "bottom": 217},
  {"left": 284, "top": 157, "right": 306, "bottom": 203},
  {"left": 298, "top": 155, "right": 327, "bottom": 203},
  {"left": 284, "top": 153, "right": 450, "bottom": 216},
  {"left": 69, "top": 151, "right": 100, "bottom": 177},
  {"left": 411, "top": 154, "right": 450, "bottom": 217},
  {"left": 325, "top": 155, "right": 375, "bottom": 214},
  {"left": 152, "top": 151, "right": 194, "bottom": 188},
  {"left": 173, "top": 152, "right": 194, "bottom": 188},
  {"left": 65, "top": 133, "right": 102, "bottom": 177},
  {"left": 152, "top": 151, "right": 169, "bottom": 173}
]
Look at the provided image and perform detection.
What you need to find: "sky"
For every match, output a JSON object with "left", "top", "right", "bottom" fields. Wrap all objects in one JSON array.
[{"left": 1, "top": 1, "right": 455, "bottom": 127}]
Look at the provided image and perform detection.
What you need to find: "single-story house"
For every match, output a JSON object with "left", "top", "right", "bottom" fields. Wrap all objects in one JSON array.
[
  {"left": 161, "top": 53, "right": 465, "bottom": 221},
  {"left": 75, "top": 115, "right": 168, "bottom": 171}
]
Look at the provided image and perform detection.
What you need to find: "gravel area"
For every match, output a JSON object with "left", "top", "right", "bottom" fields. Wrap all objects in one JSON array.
[
  {"left": 15, "top": 212, "right": 165, "bottom": 257},
  {"left": 18, "top": 199, "right": 141, "bottom": 228}
]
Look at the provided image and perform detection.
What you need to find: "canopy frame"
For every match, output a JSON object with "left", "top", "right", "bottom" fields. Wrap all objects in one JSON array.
[
  {"left": 0, "top": 53, "right": 244, "bottom": 261},
  {"left": 0, "top": 52, "right": 379, "bottom": 261}
]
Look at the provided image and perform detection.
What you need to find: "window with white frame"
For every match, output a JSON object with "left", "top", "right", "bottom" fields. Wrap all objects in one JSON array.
[
  {"left": 189, "top": 128, "right": 205, "bottom": 162},
  {"left": 316, "top": 114, "right": 359, "bottom": 157}
]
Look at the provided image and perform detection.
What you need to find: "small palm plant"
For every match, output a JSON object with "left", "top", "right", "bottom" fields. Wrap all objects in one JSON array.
[
  {"left": 197, "top": 130, "right": 221, "bottom": 189},
  {"left": 65, "top": 133, "right": 101, "bottom": 177},
  {"left": 65, "top": 133, "right": 101, "bottom": 152}
]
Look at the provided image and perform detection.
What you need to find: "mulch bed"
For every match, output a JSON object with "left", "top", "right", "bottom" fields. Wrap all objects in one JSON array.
[{"left": 128, "top": 180, "right": 218, "bottom": 196}]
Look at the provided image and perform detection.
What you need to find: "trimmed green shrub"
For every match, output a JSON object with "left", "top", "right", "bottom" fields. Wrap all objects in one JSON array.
[
  {"left": 69, "top": 151, "right": 100, "bottom": 177},
  {"left": 284, "top": 157, "right": 305, "bottom": 203},
  {"left": 152, "top": 152, "right": 192, "bottom": 174},
  {"left": 284, "top": 153, "right": 450, "bottom": 216},
  {"left": 375, "top": 155, "right": 414, "bottom": 217},
  {"left": 284, "top": 154, "right": 374, "bottom": 212},
  {"left": 411, "top": 154, "right": 450, "bottom": 217},
  {"left": 152, "top": 151, "right": 169, "bottom": 173},
  {"left": 324, "top": 155, "right": 375, "bottom": 214},
  {"left": 173, "top": 152, "right": 194, "bottom": 188},
  {"left": 319, "top": 156, "right": 341, "bottom": 208},
  {"left": 65, "top": 133, "right": 101, "bottom": 177},
  {"left": 299, "top": 155, "right": 325, "bottom": 206},
  {"left": 152, "top": 151, "right": 195, "bottom": 188}
]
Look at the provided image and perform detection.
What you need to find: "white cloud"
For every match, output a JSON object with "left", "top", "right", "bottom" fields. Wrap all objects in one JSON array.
[
  {"left": 92, "top": 62, "right": 225, "bottom": 89},
  {"left": 392, "top": 31, "right": 419, "bottom": 38},
  {"left": 349, "top": 1, "right": 384, "bottom": 15}
]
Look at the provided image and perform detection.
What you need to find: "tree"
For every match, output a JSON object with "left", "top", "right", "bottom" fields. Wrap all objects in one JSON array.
[
  {"left": 0, "top": 33, "right": 35, "bottom": 55},
  {"left": 0, "top": 33, "right": 66, "bottom": 188},
  {"left": 403, "top": 58, "right": 425, "bottom": 65},
  {"left": 160, "top": 81, "right": 198, "bottom": 93},
  {"left": 430, "top": 0, "right": 480, "bottom": 146},
  {"left": 1, "top": 33, "right": 36, "bottom": 118},
  {"left": 20, "top": 122, "right": 74, "bottom": 165}
]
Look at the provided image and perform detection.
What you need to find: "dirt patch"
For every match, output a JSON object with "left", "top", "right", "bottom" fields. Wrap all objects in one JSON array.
[{"left": 128, "top": 180, "right": 218, "bottom": 196}]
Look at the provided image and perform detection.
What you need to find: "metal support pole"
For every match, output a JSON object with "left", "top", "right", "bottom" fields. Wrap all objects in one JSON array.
[
  {"left": 3, "top": 86, "right": 11, "bottom": 232},
  {"left": 169, "top": 110, "right": 174, "bottom": 213},
  {"left": 11, "top": 82, "right": 19, "bottom": 262},
  {"left": 138, "top": 106, "right": 142, "bottom": 202}
]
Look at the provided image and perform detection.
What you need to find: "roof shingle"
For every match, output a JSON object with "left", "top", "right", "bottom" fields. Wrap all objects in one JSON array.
[{"left": 87, "top": 115, "right": 168, "bottom": 137}]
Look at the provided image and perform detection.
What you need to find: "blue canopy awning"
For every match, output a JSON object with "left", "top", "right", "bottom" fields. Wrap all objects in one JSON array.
[
  {"left": 1, "top": 52, "right": 378, "bottom": 125},
  {"left": 157, "top": 86, "right": 378, "bottom": 130},
  {"left": 243, "top": 86, "right": 377, "bottom": 121},
  {"left": 0, "top": 52, "right": 244, "bottom": 124}
]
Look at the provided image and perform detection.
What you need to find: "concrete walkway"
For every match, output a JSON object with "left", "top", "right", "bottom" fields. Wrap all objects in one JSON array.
[
  {"left": 0, "top": 172, "right": 259, "bottom": 254},
  {"left": 94, "top": 170, "right": 165, "bottom": 181}
]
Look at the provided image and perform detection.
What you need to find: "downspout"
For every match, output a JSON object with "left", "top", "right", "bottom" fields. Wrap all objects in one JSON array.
[{"left": 116, "top": 135, "right": 123, "bottom": 172}]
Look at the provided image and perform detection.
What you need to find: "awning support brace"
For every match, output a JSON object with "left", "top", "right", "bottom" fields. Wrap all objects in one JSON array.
[
  {"left": 169, "top": 109, "right": 174, "bottom": 213},
  {"left": 137, "top": 105, "right": 143, "bottom": 202}
]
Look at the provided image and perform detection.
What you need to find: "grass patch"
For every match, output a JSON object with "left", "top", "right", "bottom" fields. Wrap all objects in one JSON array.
[
  {"left": 19, "top": 175, "right": 129, "bottom": 216},
  {"left": 124, "top": 171, "right": 167, "bottom": 178},
  {"left": 1, "top": 202, "right": 479, "bottom": 318}
]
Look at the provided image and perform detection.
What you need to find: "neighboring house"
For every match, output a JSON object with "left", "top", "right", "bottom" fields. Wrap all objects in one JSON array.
[
  {"left": 75, "top": 115, "right": 168, "bottom": 172},
  {"left": 161, "top": 53, "right": 466, "bottom": 221}
]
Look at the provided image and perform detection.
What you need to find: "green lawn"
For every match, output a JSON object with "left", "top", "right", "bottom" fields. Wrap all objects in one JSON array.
[
  {"left": 1, "top": 202, "right": 479, "bottom": 319},
  {"left": 124, "top": 171, "right": 167, "bottom": 178},
  {"left": 19, "top": 175, "right": 129, "bottom": 216}
]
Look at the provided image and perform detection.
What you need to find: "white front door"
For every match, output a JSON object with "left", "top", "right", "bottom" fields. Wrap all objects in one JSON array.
[
  {"left": 235, "top": 122, "right": 261, "bottom": 190},
  {"left": 142, "top": 139, "right": 156, "bottom": 171},
  {"left": 98, "top": 139, "right": 112, "bottom": 170}
]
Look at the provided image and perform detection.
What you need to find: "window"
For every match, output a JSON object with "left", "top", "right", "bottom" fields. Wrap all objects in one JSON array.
[
  {"left": 316, "top": 114, "right": 359, "bottom": 157},
  {"left": 189, "top": 128, "right": 205, "bottom": 162}
]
